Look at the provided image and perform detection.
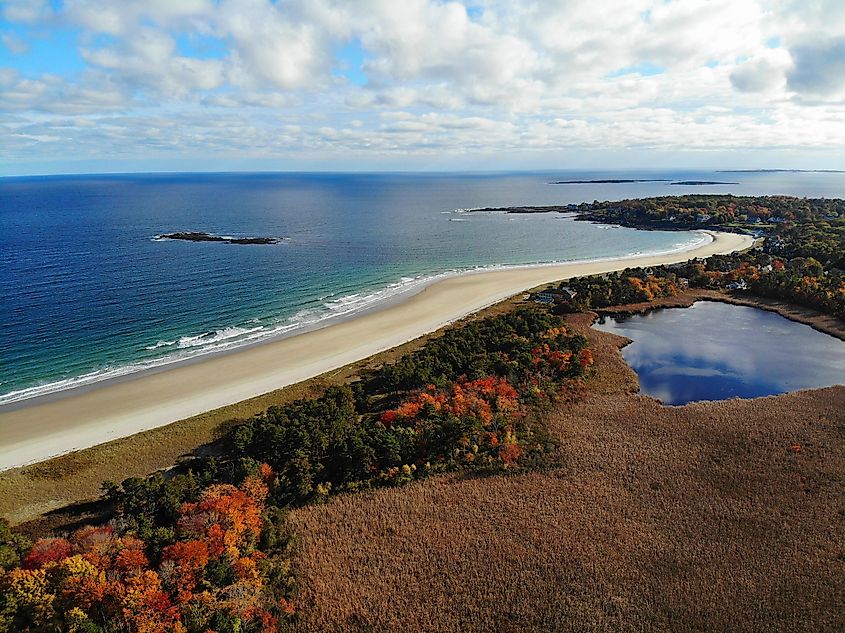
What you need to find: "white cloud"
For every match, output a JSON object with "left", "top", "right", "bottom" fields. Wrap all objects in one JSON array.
[
  {"left": 2, "top": 0, "right": 845, "bottom": 169},
  {"left": 81, "top": 27, "right": 225, "bottom": 96}
]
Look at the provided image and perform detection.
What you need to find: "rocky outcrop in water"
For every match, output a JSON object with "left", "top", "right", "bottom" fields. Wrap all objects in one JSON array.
[{"left": 155, "top": 232, "right": 283, "bottom": 245}]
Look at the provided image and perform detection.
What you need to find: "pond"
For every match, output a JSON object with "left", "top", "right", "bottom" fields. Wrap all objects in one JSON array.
[{"left": 593, "top": 301, "right": 845, "bottom": 405}]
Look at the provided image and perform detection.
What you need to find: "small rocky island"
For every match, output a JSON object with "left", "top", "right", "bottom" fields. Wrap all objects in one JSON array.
[
  {"left": 154, "top": 232, "right": 283, "bottom": 245},
  {"left": 551, "top": 179, "right": 671, "bottom": 184},
  {"left": 670, "top": 180, "right": 739, "bottom": 185}
]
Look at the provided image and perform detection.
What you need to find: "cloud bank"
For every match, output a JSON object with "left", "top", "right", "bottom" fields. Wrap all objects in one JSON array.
[{"left": 1, "top": 0, "right": 844, "bottom": 173}]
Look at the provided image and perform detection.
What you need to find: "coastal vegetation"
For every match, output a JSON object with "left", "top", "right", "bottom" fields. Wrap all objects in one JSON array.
[
  {"left": 0, "top": 308, "right": 593, "bottom": 632},
  {"left": 526, "top": 195, "right": 845, "bottom": 320}
]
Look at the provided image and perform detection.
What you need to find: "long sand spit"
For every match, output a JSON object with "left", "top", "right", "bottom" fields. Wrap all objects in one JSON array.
[{"left": 0, "top": 230, "right": 754, "bottom": 471}]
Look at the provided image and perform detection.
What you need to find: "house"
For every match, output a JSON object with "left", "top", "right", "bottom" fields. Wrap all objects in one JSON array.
[
  {"left": 533, "top": 287, "right": 577, "bottom": 304},
  {"left": 696, "top": 213, "right": 712, "bottom": 223},
  {"left": 558, "top": 286, "right": 577, "bottom": 299},
  {"left": 727, "top": 279, "right": 748, "bottom": 291},
  {"left": 761, "top": 264, "right": 773, "bottom": 273}
]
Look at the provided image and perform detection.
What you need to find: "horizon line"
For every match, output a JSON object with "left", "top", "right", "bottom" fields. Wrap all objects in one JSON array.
[{"left": 3, "top": 167, "right": 844, "bottom": 179}]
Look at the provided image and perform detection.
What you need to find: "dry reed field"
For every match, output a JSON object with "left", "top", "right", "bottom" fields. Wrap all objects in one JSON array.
[{"left": 287, "top": 314, "right": 845, "bottom": 633}]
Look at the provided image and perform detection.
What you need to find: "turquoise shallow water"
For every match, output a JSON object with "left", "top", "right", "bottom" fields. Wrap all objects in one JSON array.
[{"left": 2, "top": 170, "right": 843, "bottom": 404}]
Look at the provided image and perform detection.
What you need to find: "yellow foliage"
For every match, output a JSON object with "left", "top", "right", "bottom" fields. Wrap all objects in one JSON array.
[{"left": 5, "top": 568, "right": 56, "bottom": 622}]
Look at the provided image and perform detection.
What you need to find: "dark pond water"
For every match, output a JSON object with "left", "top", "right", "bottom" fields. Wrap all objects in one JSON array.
[{"left": 593, "top": 301, "right": 845, "bottom": 405}]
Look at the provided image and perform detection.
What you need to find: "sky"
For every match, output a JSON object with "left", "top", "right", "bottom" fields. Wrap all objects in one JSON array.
[{"left": 2, "top": 0, "right": 845, "bottom": 175}]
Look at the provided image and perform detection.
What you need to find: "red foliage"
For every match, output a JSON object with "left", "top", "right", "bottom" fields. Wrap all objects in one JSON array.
[
  {"left": 499, "top": 443, "right": 522, "bottom": 465},
  {"left": 162, "top": 539, "right": 210, "bottom": 597},
  {"left": 383, "top": 376, "right": 521, "bottom": 429},
  {"left": 22, "top": 537, "right": 72, "bottom": 569}
]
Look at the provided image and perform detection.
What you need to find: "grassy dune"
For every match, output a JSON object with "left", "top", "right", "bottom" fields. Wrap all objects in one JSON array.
[{"left": 287, "top": 314, "right": 845, "bottom": 632}]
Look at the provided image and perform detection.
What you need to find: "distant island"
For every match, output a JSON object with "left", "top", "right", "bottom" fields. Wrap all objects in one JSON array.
[
  {"left": 550, "top": 179, "right": 739, "bottom": 186},
  {"left": 154, "top": 231, "right": 283, "bottom": 245},
  {"left": 717, "top": 169, "right": 845, "bottom": 173},
  {"left": 670, "top": 180, "right": 739, "bottom": 185},
  {"left": 551, "top": 179, "right": 671, "bottom": 184}
]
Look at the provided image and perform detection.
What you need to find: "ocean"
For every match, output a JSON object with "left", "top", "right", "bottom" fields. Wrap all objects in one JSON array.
[{"left": 2, "top": 169, "right": 843, "bottom": 405}]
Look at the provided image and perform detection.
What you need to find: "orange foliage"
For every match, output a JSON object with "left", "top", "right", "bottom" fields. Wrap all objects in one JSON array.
[
  {"left": 258, "top": 462, "right": 274, "bottom": 482},
  {"left": 383, "top": 376, "right": 520, "bottom": 429},
  {"left": 578, "top": 349, "right": 594, "bottom": 368},
  {"left": 499, "top": 443, "right": 521, "bottom": 466},
  {"left": 531, "top": 343, "right": 574, "bottom": 373},
  {"left": 4, "top": 478, "right": 277, "bottom": 633},
  {"left": 177, "top": 483, "right": 263, "bottom": 554}
]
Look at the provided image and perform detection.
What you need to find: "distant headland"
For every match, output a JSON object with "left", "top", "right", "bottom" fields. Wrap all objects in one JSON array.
[
  {"left": 154, "top": 231, "right": 284, "bottom": 245},
  {"left": 716, "top": 169, "right": 845, "bottom": 173},
  {"left": 670, "top": 180, "right": 739, "bottom": 185},
  {"left": 551, "top": 179, "right": 739, "bottom": 185},
  {"left": 550, "top": 179, "right": 671, "bottom": 184}
]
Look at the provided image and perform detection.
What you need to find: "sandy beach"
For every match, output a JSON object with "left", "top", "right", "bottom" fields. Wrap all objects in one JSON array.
[{"left": 0, "top": 230, "right": 753, "bottom": 471}]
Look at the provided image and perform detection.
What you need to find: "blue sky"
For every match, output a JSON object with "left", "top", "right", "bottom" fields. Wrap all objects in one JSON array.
[{"left": 2, "top": 0, "right": 845, "bottom": 175}]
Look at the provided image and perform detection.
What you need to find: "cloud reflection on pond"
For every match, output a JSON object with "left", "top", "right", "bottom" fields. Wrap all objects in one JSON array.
[{"left": 593, "top": 301, "right": 845, "bottom": 405}]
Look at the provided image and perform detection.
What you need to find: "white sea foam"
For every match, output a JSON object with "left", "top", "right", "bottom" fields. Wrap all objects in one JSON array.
[
  {"left": 0, "top": 230, "right": 712, "bottom": 407},
  {"left": 145, "top": 339, "right": 176, "bottom": 350},
  {"left": 176, "top": 325, "right": 264, "bottom": 349}
]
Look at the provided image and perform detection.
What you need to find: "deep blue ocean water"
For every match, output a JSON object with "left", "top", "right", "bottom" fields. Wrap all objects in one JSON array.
[
  {"left": 2, "top": 169, "right": 844, "bottom": 405},
  {"left": 594, "top": 302, "right": 845, "bottom": 405}
]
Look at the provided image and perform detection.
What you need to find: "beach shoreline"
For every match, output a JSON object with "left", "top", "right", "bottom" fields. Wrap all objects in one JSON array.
[
  {"left": 0, "top": 230, "right": 754, "bottom": 471},
  {"left": 0, "top": 230, "right": 711, "bottom": 408}
]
